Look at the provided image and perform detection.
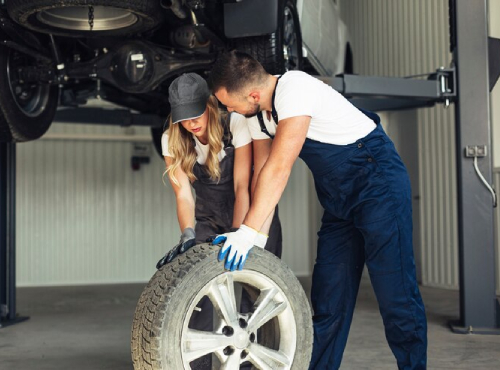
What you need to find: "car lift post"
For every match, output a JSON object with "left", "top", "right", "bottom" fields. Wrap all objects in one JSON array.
[
  {"left": 0, "top": 143, "right": 27, "bottom": 328},
  {"left": 450, "top": 0, "right": 500, "bottom": 333}
]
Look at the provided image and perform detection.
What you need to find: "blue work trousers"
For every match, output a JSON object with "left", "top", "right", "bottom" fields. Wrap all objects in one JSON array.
[{"left": 300, "top": 111, "right": 427, "bottom": 370}]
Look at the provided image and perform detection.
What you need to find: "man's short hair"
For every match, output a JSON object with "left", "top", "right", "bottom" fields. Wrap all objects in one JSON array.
[{"left": 209, "top": 50, "right": 268, "bottom": 94}]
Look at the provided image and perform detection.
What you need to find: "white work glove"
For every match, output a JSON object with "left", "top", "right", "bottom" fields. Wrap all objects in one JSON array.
[
  {"left": 253, "top": 232, "right": 268, "bottom": 249},
  {"left": 212, "top": 224, "right": 259, "bottom": 271}
]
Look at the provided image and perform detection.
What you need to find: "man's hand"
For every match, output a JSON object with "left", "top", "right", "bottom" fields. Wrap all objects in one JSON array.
[
  {"left": 212, "top": 225, "right": 259, "bottom": 271},
  {"left": 253, "top": 231, "right": 268, "bottom": 249},
  {"left": 156, "top": 227, "right": 196, "bottom": 269}
]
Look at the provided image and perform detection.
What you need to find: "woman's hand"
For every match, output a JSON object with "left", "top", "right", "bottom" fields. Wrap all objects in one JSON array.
[{"left": 156, "top": 227, "right": 196, "bottom": 268}]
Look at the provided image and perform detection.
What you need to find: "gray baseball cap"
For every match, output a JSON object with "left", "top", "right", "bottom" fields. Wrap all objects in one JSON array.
[{"left": 168, "top": 73, "right": 211, "bottom": 124}]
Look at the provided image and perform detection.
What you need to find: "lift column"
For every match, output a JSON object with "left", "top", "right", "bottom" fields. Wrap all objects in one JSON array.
[
  {"left": 452, "top": 0, "right": 500, "bottom": 333},
  {"left": 0, "top": 142, "right": 24, "bottom": 327}
]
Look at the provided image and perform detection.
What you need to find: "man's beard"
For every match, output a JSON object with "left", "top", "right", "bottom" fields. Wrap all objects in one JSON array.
[{"left": 243, "top": 103, "right": 260, "bottom": 118}]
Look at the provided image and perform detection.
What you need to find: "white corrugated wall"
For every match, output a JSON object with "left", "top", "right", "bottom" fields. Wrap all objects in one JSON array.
[
  {"left": 341, "top": 0, "right": 460, "bottom": 289},
  {"left": 16, "top": 122, "right": 314, "bottom": 286},
  {"left": 495, "top": 169, "right": 500, "bottom": 295}
]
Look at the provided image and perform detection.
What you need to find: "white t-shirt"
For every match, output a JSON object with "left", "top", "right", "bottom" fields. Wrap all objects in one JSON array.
[
  {"left": 247, "top": 71, "right": 376, "bottom": 145},
  {"left": 161, "top": 113, "right": 252, "bottom": 164}
]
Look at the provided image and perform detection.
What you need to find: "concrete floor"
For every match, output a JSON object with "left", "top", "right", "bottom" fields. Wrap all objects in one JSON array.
[{"left": 0, "top": 278, "right": 499, "bottom": 370}]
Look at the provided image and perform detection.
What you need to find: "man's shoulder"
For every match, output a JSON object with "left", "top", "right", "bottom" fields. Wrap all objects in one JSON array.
[
  {"left": 281, "top": 70, "right": 312, "bottom": 81},
  {"left": 279, "top": 70, "right": 322, "bottom": 93}
]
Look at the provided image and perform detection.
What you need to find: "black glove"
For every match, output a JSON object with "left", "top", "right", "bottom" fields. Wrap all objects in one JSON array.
[
  {"left": 205, "top": 227, "right": 239, "bottom": 243},
  {"left": 156, "top": 227, "right": 196, "bottom": 269}
]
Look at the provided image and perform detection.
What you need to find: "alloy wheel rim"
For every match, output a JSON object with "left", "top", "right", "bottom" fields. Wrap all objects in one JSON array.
[
  {"left": 181, "top": 271, "right": 297, "bottom": 369},
  {"left": 36, "top": 6, "right": 138, "bottom": 31}
]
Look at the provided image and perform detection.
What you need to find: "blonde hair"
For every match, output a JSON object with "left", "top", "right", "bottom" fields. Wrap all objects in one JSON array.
[{"left": 165, "top": 95, "right": 225, "bottom": 186}]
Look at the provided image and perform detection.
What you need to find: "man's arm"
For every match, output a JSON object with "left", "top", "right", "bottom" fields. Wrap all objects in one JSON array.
[
  {"left": 244, "top": 115, "right": 311, "bottom": 231},
  {"left": 232, "top": 143, "right": 252, "bottom": 228},
  {"left": 251, "top": 138, "right": 275, "bottom": 235}
]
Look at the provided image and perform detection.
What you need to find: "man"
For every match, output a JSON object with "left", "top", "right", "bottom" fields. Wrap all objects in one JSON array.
[{"left": 209, "top": 50, "right": 427, "bottom": 370}]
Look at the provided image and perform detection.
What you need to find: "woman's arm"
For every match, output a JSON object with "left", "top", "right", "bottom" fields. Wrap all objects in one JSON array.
[
  {"left": 164, "top": 157, "right": 195, "bottom": 232},
  {"left": 251, "top": 139, "right": 275, "bottom": 235},
  {"left": 232, "top": 143, "right": 252, "bottom": 228}
]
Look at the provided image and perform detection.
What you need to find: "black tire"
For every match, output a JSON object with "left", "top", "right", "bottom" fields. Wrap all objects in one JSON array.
[
  {"left": 131, "top": 243, "right": 313, "bottom": 369},
  {"left": 6, "top": 0, "right": 164, "bottom": 37},
  {"left": 231, "top": 0, "right": 303, "bottom": 75},
  {"left": 0, "top": 46, "right": 59, "bottom": 142}
]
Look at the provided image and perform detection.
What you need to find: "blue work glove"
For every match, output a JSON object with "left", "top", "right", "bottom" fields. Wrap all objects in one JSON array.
[
  {"left": 156, "top": 227, "right": 196, "bottom": 269},
  {"left": 212, "top": 225, "right": 264, "bottom": 271}
]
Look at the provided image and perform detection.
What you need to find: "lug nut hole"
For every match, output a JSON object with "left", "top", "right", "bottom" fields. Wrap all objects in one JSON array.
[
  {"left": 222, "top": 326, "right": 234, "bottom": 337},
  {"left": 239, "top": 318, "right": 248, "bottom": 328},
  {"left": 223, "top": 346, "right": 235, "bottom": 356}
]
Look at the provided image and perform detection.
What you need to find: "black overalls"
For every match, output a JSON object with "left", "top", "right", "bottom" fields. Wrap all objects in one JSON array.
[{"left": 190, "top": 116, "right": 282, "bottom": 254}]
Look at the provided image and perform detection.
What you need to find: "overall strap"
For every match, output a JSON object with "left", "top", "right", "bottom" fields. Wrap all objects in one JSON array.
[
  {"left": 271, "top": 74, "right": 282, "bottom": 124},
  {"left": 222, "top": 112, "right": 233, "bottom": 148},
  {"left": 256, "top": 74, "right": 283, "bottom": 139},
  {"left": 257, "top": 112, "right": 274, "bottom": 139}
]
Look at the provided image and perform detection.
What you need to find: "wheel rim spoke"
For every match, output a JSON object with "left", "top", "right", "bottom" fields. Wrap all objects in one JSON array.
[
  {"left": 220, "top": 351, "right": 242, "bottom": 370},
  {"left": 247, "top": 287, "right": 287, "bottom": 333},
  {"left": 248, "top": 343, "right": 292, "bottom": 369},
  {"left": 207, "top": 274, "right": 239, "bottom": 325},
  {"left": 183, "top": 329, "right": 232, "bottom": 362}
]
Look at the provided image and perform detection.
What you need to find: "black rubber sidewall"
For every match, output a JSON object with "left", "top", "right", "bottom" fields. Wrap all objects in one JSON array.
[
  {"left": 230, "top": 0, "right": 303, "bottom": 75},
  {"left": 283, "top": 0, "right": 303, "bottom": 72}
]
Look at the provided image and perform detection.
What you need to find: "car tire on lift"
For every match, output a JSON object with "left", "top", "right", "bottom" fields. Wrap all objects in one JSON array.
[
  {"left": 6, "top": 0, "right": 164, "bottom": 37},
  {"left": 0, "top": 46, "right": 59, "bottom": 142},
  {"left": 131, "top": 243, "right": 313, "bottom": 370},
  {"left": 231, "top": 0, "right": 303, "bottom": 75}
]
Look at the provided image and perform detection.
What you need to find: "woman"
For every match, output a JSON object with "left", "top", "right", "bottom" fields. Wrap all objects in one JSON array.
[
  {"left": 156, "top": 72, "right": 282, "bottom": 369},
  {"left": 156, "top": 72, "right": 282, "bottom": 267}
]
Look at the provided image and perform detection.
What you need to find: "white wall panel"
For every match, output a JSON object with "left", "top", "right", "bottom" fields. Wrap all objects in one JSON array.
[
  {"left": 495, "top": 169, "right": 500, "bottom": 295},
  {"left": 341, "top": 0, "right": 459, "bottom": 289},
  {"left": 16, "top": 123, "right": 313, "bottom": 286}
]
